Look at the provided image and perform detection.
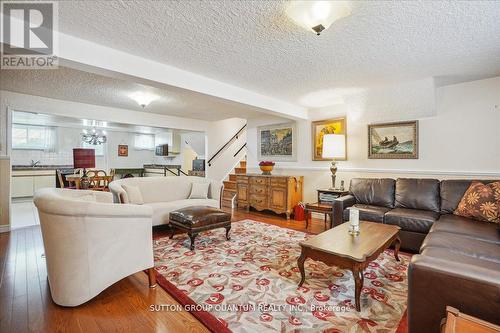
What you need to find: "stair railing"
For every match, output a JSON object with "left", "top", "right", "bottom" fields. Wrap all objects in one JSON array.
[
  {"left": 233, "top": 143, "right": 247, "bottom": 157},
  {"left": 207, "top": 124, "right": 247, "bottom": 167}
]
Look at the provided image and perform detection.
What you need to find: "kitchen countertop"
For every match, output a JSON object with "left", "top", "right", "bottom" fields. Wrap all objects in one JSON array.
[{"left": 12, "top": 165, "right": 73, "bottom": 171}]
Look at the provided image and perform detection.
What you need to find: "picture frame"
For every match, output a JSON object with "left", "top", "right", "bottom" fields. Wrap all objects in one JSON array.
[
  {"left": 257, "top": 122, "right": 297, "bottom": 162},
  {"left": 311, "top": 117, "right": 347, "bottom": 161},
  {"left": 118, "top": 144, "right": 128, "bottom": 157},
  {"left": 368, "top": 120, "right": 418, "bottom": 159}
]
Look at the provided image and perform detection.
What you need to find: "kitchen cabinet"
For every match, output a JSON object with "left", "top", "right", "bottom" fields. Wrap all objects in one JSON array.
[{"left": 11, "top": 169, "right": 55, "bottom": 198}]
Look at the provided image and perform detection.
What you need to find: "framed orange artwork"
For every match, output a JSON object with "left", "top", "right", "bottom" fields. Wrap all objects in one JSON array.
[
  {"left": 118, "top": 144, "right": 128, "bottom": 157},
  {"left": 311, "top": 117, "right": 347, "bottom": 161}
]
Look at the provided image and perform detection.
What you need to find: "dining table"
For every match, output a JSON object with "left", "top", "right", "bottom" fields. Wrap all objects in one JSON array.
[{"left": 65, "top": 174, "right": 113, "bottom": 190}]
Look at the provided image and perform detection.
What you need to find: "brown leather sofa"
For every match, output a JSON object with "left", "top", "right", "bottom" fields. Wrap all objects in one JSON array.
[
  {"left": 333, "top": 178, "right": 500, "bottom": 333},
  {"left": 333, "top": 178, "right": 441, "bottom": 252}
]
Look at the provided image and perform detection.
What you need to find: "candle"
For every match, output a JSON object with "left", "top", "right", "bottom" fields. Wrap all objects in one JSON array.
[{"left": 350, "top": 208, "right": 359, "bottom": 226}]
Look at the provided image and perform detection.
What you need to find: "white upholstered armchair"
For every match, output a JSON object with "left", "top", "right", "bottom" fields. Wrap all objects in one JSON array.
[{"left": 33, "top": 188, "right": 156, "bottom": 307}]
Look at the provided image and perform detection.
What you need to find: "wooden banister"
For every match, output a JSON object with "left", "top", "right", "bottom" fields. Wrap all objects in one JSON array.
[{"left": 207, "top": 124, "right": 246, "bottom": 167}]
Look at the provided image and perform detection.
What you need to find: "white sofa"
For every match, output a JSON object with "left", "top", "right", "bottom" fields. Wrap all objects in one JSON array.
[
  {"left": 108, "top": 176, "right": 223, "bottom": 226},
  {"left": 33, "top": 188, "right": 156, "bottom": 307}
]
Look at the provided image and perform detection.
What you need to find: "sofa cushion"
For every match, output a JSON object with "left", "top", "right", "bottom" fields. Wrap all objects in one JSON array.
[
  {"left": 146, "top": 199, "right": 219, "bottom": 226},
  {"left": 454, "top": 181, "right": 500, "bottom": 223},
  {"left": 421, "top": 231, "right": 500, "bottom": 264},
  {"left": 349, "top": 178, "right": 395, "bottom": 208},
  {"left": 430, "top": 214, "right": 500, "bottom": 244},
  {"left": 189, "top": 182, "right": 210, "bottom": 199},
  {"left": 170, "top": 206, "right": 231, "bottom": 228},
  {"left": 385, "top": 208, "right": 439, "bottom": 233},
  {"left": 343, "top": 204, "right": 391, "bottom": 223},
  {"left": 395, "top": 178, "right": 440, "bottom": 212},
  {"left": 440, "top": 179, "right": 497, "bottom": 214},
  {"left": 420, "top": 247, "right": 500, "bottom": 272}
]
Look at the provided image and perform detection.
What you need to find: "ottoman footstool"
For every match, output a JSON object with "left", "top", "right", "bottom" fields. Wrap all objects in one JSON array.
[{"left": 169, "top": 206, "right": 232, "bottom": 250}]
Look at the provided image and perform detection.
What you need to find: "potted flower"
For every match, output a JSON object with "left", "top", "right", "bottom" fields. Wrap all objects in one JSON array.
[{"left": 259, "top": 161, "right": 275, "bottom": 175}]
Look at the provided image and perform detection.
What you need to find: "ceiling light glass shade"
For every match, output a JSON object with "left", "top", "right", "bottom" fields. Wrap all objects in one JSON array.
[
  {"left": 129, "top": 92, "right": 159, "bottom": 108},
  {"left": 286, "top": 1, "right": 351, "bottom": 34}
]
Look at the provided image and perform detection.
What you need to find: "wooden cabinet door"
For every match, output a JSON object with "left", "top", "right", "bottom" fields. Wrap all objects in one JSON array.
[
  {"left": 237, "top": 183, "right": 249, "bottom": 203},
  {"left": 269, "top": 187, "right": 287, "bottom": 212}
]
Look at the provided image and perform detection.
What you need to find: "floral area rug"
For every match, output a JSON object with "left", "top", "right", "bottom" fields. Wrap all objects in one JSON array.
[{"left": 153, "top": 220, "right": 409, "bottom": 333}]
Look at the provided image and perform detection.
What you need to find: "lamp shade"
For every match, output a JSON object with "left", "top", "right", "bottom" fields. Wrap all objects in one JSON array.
[
  {"left": 73, "top": 148, "right": 95, "bottom": 169},
  {"left": 322, "top": 134, "right": 345, "bottom": 159}
]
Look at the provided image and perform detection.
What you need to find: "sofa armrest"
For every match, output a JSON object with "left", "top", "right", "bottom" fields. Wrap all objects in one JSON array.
[
  {"left": 408, "top": 254, "right": 500, "bottom": 333},
  {"left": 209, "top": 180, "right": 224, "bottom": 208},
  {"left": 108, "top": 181, "right": 127, "bottom": 203},
  {"left": 333, "top": 194, "right": 355, "bottom": 227}
]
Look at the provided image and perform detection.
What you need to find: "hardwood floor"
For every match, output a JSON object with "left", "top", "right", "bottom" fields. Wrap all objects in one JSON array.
[{"left": 0, "top": 208, "right": 329, "bottom": 333}]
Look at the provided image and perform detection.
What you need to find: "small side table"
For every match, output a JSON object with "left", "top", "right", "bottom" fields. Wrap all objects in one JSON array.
[
  {"left": 304, "top": 189, "right": 349, "bottom": 230},
  {"left": 442, "top": 306, "right": 500, "bottom": 333}
]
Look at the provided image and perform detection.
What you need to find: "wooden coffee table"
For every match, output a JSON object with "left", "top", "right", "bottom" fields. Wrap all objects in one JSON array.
[{"left": 297, "top": 221, "right": 401, "bottom": 311}]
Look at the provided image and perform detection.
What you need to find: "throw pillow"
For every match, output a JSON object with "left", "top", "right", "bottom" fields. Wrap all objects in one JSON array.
[
  {"left": 189, "top": 182, "right": 210, "bottom": 199},
  {"left": 454, "top": 181, "right": 500, "bottom": 223},
  {"left": 122, "top": 184, "right": 144, "bottom": 205}
]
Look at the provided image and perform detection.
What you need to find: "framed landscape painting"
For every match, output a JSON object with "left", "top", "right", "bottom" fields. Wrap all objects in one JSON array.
[
  {"left": 257, "top": 122, "right": 297, "bottom": 162},
  {"left": 312, "top": 117, "right": 347, "bottom": 161},
  {"left": 368, "top": 121, "right": 418, "bottom": 159}
]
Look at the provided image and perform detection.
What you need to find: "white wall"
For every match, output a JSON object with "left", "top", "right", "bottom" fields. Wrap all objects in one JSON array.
[
  {"left": 205, "top": 117, "right": 247, "bottom": 182},
  {"left": 246, "top": 77, "right": 500, "bottom": 202}
]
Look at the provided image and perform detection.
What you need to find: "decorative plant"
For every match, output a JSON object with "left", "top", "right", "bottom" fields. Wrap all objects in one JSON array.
[{"left": 259, "top": 161, "right": 275, "bottom": 166}]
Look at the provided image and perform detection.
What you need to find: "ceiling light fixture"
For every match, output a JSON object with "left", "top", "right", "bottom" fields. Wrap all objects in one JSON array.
[
  {"left": 286, "top": 1, "right": 351, "bottom": 35},
  {"left": 129, "top": 92, "right": 159, "bottom": 108},
  {"left": 82, "top": 128, "right": 107, "bottom": 145}
]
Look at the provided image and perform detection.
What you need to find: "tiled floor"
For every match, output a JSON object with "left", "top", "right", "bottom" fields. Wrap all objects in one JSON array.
[{"left": 10, "top": 198, "right": 39, "bottom": 229}]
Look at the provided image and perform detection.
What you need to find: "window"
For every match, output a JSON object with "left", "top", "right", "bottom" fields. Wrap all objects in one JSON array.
[
  {"left": 12, "top": 124, "right": 56, "bottom": 150},
  {"left": 82, "top": 141, "right": 105, "bottom": 156},
  {"left": 134, "top": 133, "right": 155, "bottom": 150}
]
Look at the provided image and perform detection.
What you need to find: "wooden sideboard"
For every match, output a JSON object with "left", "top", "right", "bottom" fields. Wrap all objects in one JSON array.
[{"left": 236, "top": 174, "right": 303, "bottom": 219}]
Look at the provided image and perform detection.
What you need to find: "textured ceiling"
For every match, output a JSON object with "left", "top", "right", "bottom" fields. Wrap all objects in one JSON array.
[
  {"left": 56, "top": 0, "right": 500, "bottom": 106},
  {"left": 0, "top": 66, "right": 268, "bottom": 121}
]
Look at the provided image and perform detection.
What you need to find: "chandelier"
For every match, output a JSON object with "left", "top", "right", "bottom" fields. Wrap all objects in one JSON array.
[{"left": 82, "top": 128, "right": 107, "bottom": 145}]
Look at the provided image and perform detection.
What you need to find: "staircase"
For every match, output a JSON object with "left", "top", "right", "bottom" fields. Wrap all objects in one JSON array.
[{"left": 221, "top": 159, "right": 246, "bottom": 208}]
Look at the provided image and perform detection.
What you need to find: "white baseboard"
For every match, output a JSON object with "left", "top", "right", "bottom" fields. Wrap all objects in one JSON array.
[{"left": 0, "top": 225, "right": 11, "bottom": 233}]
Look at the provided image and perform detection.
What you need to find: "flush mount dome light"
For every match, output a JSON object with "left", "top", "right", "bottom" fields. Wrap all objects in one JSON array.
[
  {"left": 286, "top": 1, "right": 351, "bottom": 35},
  {"left": 129, "top": 92, "right": 159, "bottom": 108}
]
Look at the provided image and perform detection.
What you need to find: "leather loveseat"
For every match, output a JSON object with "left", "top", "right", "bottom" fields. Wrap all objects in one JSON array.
[{"left": 333, "top": 178, "right": 500, "bottom": 333}]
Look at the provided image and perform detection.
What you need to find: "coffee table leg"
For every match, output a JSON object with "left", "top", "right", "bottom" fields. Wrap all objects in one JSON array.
[
  {"left": 225, "top": 225, "right": 231, "bottom": 240},
  {"left": 394, "top": 236, "right": 401, "bottom": 262},
  {"left": 352, "top": 266, "right": 364, "bottom": 312},
  {"left": 188, "top": 233, "right": 197, "bottom": 251},
  {"left": 297, "top": 247, "right": 307, "bottom": 287},
  {"left": 169, "top": 225, "right": 175, "bottom": 239}
]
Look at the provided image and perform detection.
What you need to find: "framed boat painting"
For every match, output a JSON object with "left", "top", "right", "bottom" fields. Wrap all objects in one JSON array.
[
  {"left": 257, "top": 122, "right": 297, "bottom": 162},
  {"left": 368, "top": 121, "right": 418, "bottom": 159},
  {"left": 311, "top": 117, "right": 347, "bottom": 161}
]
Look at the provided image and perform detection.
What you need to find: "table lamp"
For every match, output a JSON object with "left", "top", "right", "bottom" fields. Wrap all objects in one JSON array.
[
  {"left": 322, "top": 134, "right": 346, "bottom": 190},
  {"left": 73, "top": 148, "right": 95, "bottom": 189}
]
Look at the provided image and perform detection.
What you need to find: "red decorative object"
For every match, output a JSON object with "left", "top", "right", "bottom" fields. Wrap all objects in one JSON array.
[
  {"left": 258, "top": 161, "right": 275, "bottom": 166},
  {"left": 73, "top": 148, "right": 96, "bottom": 169},
  {"left": 294, "top": 204, "right": 310, "bottom": 221}
]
